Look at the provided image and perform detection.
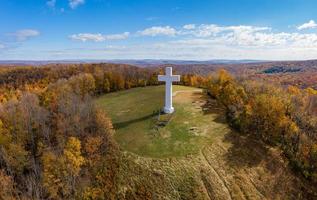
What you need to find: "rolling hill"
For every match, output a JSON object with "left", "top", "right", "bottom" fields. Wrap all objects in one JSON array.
[{"left": 95, "top": 85, "right": 313, "bottom": 199}]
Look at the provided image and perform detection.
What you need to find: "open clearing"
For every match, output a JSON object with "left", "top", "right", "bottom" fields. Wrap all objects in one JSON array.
[
  {"left": 96, "top": 86, "right": 313, "bottom": 199},
  {"left": 96, "top": 85, "right": 219, "bottom": 157}
]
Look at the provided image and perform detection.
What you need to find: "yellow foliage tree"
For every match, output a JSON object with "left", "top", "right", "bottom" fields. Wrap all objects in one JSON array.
[
  {"left": 42, "top": 137, "right": 85, "bottom": 199},
  {"left": 69, "top": 73, "right": 96, "bottom": 98},
  {"left": 63, "top": 137, "right": 85, "bottom": 177}
]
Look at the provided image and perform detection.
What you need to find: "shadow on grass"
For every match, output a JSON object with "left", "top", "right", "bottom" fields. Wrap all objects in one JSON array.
[
  {"left": 200, "top": 97, "right": 228, "bottom": 124},
  {"left": 222, "top": 131, "right": 316, "bottom": 199},
  {"left": 200, "top": 96, "right": 271, "bottom": 168},
  {"left": 113, "top": 112, "right": 158, "bottom": 129},
  {"left": 199, "top": 95, "right": 314, "bottom": 198},
  {"left": 223, "top": 131, "right": 270, "bottom": 169}
]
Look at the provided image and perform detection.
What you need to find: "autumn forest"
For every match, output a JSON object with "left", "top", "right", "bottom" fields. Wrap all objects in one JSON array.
[{"left": 0, "top": 62, "right": 316, "bottom": 199}]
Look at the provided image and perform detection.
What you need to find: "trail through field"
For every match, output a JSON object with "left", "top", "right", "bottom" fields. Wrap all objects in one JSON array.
[{"left": 172, "top": 89, "right": 202, "bottom": 97}]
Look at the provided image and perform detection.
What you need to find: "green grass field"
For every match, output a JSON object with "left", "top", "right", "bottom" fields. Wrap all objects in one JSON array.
[{"left": 96, "top": 85, "right": 223, "bottom": 158}]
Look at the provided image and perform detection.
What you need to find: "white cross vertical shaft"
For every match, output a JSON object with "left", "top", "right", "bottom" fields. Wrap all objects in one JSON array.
[{"left": 158, "top": 67, "right": 180, "bottom": 113}]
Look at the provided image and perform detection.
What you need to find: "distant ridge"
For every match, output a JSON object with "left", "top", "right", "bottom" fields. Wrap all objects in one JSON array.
[
  {"left": 0, "top": 59, "right": 265, "bottom": 67},
  {"left": 105, "top": 59, "right": 265, "bottom": 67}
]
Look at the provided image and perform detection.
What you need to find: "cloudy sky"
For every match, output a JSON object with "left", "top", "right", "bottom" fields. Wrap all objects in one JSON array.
[{"left": 2, "top": 0, "right": 317, "bottom": 60}]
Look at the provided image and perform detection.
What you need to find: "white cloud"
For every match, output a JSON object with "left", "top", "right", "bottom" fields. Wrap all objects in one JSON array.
[
  {"left": 188, "top": 24, "right": 223, "bottom": 37},
  {"left": 297, "top": 20, "right": 317, "bottom": 30},
  {"left": 70, "top": 33, "right": 105, "bottom": 42},
  {"left": 0, "top": 44, "right": 5, "bottom": 49},
  {"left": 104, "top": 32, "right": 130, "bottom": 40},
  {"left": 69, "top": 0, "right": 85, "bottom": 9},
  {"left": 183, "top": 24, "right": 195, "bottom": 30},
  {"left": 116, "top": 23, "right": 317, "bottom": 60},
  {"left": 139, "top": 26, "right": 176, "bottom": 36},
  {"left": 46, "top": 0, "right": 56, "bottom": 8},
  {"left": 13, "top": 29, "right": 40, "bottom": 41},
  {"left": 8, "top": 23, "right": 317, "bottom": 60},
  {"left": 180, "top": 24, "right": 270, "bottom": 38},
  {"left": 69, "top": 32, "right": 130, "bottom": 42},
  {"left": 178, "top": 24, "right": 317, "bottom": 48}
]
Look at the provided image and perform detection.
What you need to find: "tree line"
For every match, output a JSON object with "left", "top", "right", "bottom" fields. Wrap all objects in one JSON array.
[{"left": 208, "top": 70, "right": 317, "bottom": 185}]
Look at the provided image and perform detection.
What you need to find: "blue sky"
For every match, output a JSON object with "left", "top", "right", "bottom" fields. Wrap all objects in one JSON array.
[{"left": 1, "top": 0, "right": 317, "bottom": 60}]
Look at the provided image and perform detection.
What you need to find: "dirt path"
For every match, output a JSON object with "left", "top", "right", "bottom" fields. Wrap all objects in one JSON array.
[
  {"left": 172, "top": 89, "right": 202, "bottom": 97},
  {"left": 115, "top": 90, "right": 314, "bottom": 199}
]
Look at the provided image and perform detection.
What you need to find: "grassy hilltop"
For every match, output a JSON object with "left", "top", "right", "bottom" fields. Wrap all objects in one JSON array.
[
  {"left": 96, "top": 85, "right": 310, "bottom": 199},
  {"left": 96, "top": 85, "right": 224, "bottom": 157}
]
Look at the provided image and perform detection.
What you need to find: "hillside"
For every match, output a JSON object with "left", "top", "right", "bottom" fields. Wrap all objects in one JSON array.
[
  {"left": 96, "top": 86, "right": 313, "bottom": 199},
  {"left": 0, "top": 63, "right": 316, "bottom": 199}
]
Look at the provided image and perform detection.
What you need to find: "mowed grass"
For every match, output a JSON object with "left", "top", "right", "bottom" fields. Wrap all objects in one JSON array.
[{"left": 96, "top": 85, "right": 222, "bottom": 158}]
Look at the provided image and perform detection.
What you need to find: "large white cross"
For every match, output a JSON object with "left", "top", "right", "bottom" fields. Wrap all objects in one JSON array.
[{"left": 158, "top": 67, "right": 180, "bottom": 114}]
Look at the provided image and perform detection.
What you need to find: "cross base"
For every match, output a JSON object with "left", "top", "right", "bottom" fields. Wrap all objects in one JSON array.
[{"left": 163, "top": 107, "right": 174, "bottom": 114}]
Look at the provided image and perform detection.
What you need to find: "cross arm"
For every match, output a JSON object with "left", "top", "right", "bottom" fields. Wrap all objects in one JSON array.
[
  {"left": 171, "top": 75, "right": 180, "bottom": 82},
  {"left": 158, "top": 75, "right": 168, "bottom": 82}
]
